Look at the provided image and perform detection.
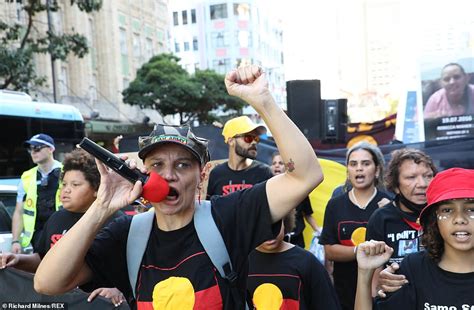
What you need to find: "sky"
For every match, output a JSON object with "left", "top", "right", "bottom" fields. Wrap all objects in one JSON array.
[{"left": 273, "top": 0, "right": 322, "bottom": 81}]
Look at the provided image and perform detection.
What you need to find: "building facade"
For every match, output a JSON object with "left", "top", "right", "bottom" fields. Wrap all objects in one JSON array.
[
  {"left": 168, "top": 0, "right": 286, "bottom": 110},
  {"left": 0, "top": 0, "right": 169, "bottom": 125}
]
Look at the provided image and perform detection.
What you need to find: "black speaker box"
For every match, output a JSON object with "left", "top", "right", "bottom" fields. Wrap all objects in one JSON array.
[
  {"left": 321, "top": 99, "right": 347, "bottom": 142},
  {"left": 286, "top": 80, "right": 321, "bottom": 140}
]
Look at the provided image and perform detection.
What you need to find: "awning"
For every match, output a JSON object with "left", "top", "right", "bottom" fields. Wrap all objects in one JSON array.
[{"left": 85, "top": 120, "right": 150, "bottom": 135}]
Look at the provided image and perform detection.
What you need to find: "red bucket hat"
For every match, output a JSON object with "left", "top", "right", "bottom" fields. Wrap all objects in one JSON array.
[{"left": 419, "top": 168, "right": 474, "bottom": 221}]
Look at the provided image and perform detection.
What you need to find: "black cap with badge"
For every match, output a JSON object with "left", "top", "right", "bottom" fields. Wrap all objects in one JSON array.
[{"left": 138, "top": 124, "right": 210, "bottom": 167}]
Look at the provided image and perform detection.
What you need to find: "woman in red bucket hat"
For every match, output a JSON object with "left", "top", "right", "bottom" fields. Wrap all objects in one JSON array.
[{"left": 354, "top": 168, "right": 474, "bottom": 310}]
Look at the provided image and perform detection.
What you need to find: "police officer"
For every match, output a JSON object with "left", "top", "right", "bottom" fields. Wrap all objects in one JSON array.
[{"left": 11, "top": 134, "right": 62, "bottom": 253}]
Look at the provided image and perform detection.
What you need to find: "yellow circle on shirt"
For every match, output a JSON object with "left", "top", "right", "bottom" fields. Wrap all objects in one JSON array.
[
  {"left": 253, "top": 283, "right": 283, "bottom": 309},
  {"left": 351, "top": 227, "right": 367, "bottom": 245},
  {"left": 152, "top": 276, "right": 195, "bottom": 309}
]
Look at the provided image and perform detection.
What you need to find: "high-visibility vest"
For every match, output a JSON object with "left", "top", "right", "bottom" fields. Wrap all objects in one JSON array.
[{"left": 20, "top": 166, "right": 62, "bottom": 247}]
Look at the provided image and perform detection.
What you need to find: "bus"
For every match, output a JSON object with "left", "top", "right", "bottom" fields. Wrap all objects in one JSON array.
[{"left": 0, "top": 90, "right": 85, "bottom": 183}]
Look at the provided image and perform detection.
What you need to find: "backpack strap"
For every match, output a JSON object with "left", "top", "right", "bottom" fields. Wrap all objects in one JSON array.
[
  {"left": 194, "top": 200, "right": 249, "bottom": 309},
  {"left": 126, "top": 210, "right": 154, "bottom": 299},
  {"left": 126, "top": 202, "right": 248, "bottom": 308},
  {"left": 193, "top": 200, "right": 235, "bottom": 281}
]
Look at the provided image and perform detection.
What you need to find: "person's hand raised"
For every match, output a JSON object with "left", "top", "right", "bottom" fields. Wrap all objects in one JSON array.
[
  {"left": 225, "top": 65, "right": 273, "bottom": 112},
  {"left": 94, "top": 157, "right": 143, "bottom": 216},
  {"left": 356, "top": 240, "right": 393, "bottom": 271}
]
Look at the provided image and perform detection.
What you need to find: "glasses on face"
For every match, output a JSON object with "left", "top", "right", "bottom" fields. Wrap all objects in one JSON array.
[
  {"left": 27, "top": 145, "right": 48, "bottom": 153},
  {"left": 436, "top": 204, "right": 474, "bottom": 221},
  {"left": 235, "top": 134, "right": 260, "bottom": 144}
]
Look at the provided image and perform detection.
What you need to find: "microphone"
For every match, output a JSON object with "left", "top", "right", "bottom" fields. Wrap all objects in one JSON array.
[{"left": 78, "top": 138, "right": 169, "bottom": 203}]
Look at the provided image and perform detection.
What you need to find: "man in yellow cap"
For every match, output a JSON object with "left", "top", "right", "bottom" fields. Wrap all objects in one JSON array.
[{"left": 206, "top": 116, "right": 273, "bottom": 198}]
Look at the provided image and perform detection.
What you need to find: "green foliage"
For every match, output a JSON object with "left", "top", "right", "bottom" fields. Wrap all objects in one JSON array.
[
  {"left": 0, "top": 0, "right": 102, "bottom": 91},
  {"left": 123, "top": 53, "right": 245, "bottom": 124}
]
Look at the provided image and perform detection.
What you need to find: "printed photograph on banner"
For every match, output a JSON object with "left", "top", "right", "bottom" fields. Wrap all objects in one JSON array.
[{"left": 420, "top": 54, "right": 474, "bottom": 141}]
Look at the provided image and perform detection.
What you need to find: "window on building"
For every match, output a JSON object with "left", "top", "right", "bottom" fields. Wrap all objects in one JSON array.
[
  {"left": 210, "top": 3, "right": 227, "bottom": 20},
  {"left": 173, "top": 11, "right": 179, "bottom": 25},
  {"left": 58, "top": 67, "right": 69, "bottom": 97},
  {"left": 88, "top": 18, "right": 95, "bottom": 46},
  {"left": 212, "top": 58, "right": 231, "bottom": 74},
  {"left": 133, "top": 33, "right": 141, "bottom": 59},
  {"left": 211, "top": 31, "right": 229, "bottom": 47},
  {"left": 233, "top": 3, "right": 250, "bottom": 19},
  {"left": 184, "top": 42, "right": 190, "bottom": 51},
  {"left": 193, "top": 37, "right": 198, "bottom": 51},
  {"left": 53, "top": 10, "right": 64, "bottom": 34},
  {"left": 182, "top": 10, "right": 188, "bottom": 25},
  {"left": 121, "top": 55, "right": 129, "bottom": 76},
  {"left": 175, "top": 41, "right": 180, "bottom": 53},
  {"left": 145, "top": 38, "right": 153, "bottom": 60},
  {"left": 88, "top": 18, "right": 97, "bottom": 70},
  {"left": 236, "top": 30, "right": 251, "bottom": 47},
  {"left": 123, "top": 78, "right": 130, "bottom": 90},
  {"left": 191, "top": 9, "right": 196, "bottom": 23},
  {"left": 158, "top": 41, "right": 164, "bottom": 52},
  {"left": 90, "top": 74, "right": 98, "bottom": 101},
  {"left": 119, "top": 28, "right": 128, "bottom": 55}
]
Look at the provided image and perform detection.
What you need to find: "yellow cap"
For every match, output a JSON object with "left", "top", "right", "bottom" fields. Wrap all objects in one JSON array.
[{"left": 222, "top": 116, "right": 266, "bottom": 143}]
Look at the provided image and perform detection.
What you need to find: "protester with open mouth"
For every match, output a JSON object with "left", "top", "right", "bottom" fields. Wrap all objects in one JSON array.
[
  {"left": 355, "top": 168, "right": 474, "bottom": 310},
  {"left": 34, "top": 65, "right": 324, "bottom": 309},
  {"left": 319, "top": 141, "right": 391, "bottom": 310}
]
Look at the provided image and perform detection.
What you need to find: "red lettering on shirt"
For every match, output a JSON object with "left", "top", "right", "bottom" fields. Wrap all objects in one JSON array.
[
  {"left": 222, "top": 183, "right": 253, "bottom": 195},
  {"left": 50, "top": 234, "right": 63, "bottom": 248}
]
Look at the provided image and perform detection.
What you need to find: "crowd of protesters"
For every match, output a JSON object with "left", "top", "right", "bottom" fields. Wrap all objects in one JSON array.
[{"left": 0, "top": 65, "right": 472, "bottom": 309}]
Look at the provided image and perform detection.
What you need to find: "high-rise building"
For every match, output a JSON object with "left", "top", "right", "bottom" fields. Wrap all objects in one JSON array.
[
  {"left": 168, "top": 0, "right": 286, "bottom": 111},
  {"left": 0, "top": 0, "right": 169, "bottom": 124}
]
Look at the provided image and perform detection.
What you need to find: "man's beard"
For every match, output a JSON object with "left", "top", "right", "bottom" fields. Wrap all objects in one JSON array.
[{"left": 235, "top": 142, "right": 257, "bottom": 159}]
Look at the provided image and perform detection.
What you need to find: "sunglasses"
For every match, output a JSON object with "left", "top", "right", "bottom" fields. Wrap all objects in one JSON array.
[
  {"left": 235, "top": 134, "right": 260, "bottom": 144},
  {"left": 27, "top": 145, "right": 48, "bottom": 153}
]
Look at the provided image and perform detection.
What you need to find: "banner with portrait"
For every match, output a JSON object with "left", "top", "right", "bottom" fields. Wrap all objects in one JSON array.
[{"left": 421, "top": 59, "right": 474, "bottom": 141}]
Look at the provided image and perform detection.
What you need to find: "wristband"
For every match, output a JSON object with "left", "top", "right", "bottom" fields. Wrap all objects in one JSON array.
[{"left": 11, "top": 240, "right": 20, "bottom": 245}]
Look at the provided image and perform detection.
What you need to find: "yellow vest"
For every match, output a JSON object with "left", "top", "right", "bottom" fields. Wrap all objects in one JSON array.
[{"left": 21, "top": 165, "right": 62, "bottom": 247}]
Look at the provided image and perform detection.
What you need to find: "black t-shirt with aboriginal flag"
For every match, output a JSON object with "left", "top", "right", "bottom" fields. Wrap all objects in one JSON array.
[
  {"left": 319, "top": 190, "right": 390, "bottom": 310},
  {"left": 374, "top": 251, "right": 474, "bottom": 310},
  {"left": 85, "top": 182, "right": 276, "bottom": 310},
  {"left": 247, "top": 246, "right": 340, "bottom": 310},
  {"left": 366, "top": 201, "right": 422, "bottom": 265}
]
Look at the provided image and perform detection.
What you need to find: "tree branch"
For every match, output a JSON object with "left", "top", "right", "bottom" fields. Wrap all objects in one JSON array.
[{"left": 20, "top": 2, "right": 36, "bottom": 49}]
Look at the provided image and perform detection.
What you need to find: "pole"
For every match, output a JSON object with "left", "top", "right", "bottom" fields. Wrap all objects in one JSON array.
[{"left": 46, "top": 0, "right": 58, "bottom": 103}]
